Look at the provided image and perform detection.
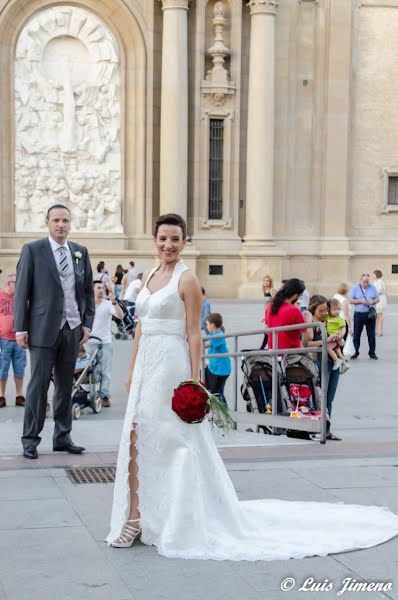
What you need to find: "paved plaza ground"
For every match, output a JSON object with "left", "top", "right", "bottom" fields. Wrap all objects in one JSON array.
[{"left": 0, "top": 301, "right": 397, "bottom": 600}]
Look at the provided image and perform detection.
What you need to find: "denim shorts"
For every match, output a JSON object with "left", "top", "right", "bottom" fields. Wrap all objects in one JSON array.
[{"left": 0, "top": 339, "right": 27, "bottom": 379}]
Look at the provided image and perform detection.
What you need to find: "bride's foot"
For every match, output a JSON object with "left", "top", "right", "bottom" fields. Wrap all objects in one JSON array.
[{"left": 111, "top": 518, "right": 141, "bottom": 548}]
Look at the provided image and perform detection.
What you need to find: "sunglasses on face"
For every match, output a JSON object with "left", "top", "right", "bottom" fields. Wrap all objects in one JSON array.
[{"left": 361, "top": 274, "right": 369, "bottom": 277}]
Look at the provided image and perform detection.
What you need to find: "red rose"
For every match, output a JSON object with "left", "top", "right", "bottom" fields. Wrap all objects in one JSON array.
[{"left": 172, "top": 381, "right": 210, "bottom": 423}]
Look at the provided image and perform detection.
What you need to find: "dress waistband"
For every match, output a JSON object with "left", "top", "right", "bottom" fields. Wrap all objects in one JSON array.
[{"left": 140, "top": 318, "right": 186, "bottom": 337}]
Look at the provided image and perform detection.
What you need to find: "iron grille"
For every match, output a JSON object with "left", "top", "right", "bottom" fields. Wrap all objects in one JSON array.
[
  {"left": 392, "top": 265, "right": 398, "bottom": 274},
  {"left": 209, "top": 119, "right": 224, "bottom": 219},
  {"left": 65, "top": 467, "right": 116, "bottom": 484},
  {"left": 388, "top": 176, "right": 398, "bottom": 205}
]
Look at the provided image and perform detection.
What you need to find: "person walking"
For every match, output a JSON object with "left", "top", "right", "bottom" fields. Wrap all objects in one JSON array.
[
  {"left": 112, "top": 264, "right": 124, "bottom": 298},
  {"left": 85, "top": 281, "right": 124, "bottom": 408},
  {"left": 200, "top": 287, "right": 211, "bottom": 334},
  {"left": 122, "top": 261, "right": 139, "bottom": 298},
  {"left": 372, "top": 270, "right": 387, "bottom": 336},
  {"left": 0, "top": 274, "right": 27, "bottom": 408},
  {"left": 349, "top": 274, "right": 379, "bottom": 360},
  {"left": 14, "top": 204, "right": 95, "bottom": 459}
]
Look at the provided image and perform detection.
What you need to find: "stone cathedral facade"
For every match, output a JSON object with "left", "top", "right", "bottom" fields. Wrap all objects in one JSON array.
[{"left": 1, "top": 0, "right": 398, "bottom": 297}]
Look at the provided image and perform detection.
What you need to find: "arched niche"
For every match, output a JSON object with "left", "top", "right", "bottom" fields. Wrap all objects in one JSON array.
[{"left": 0, "top": 0, "right": 149, "bottom": 243}]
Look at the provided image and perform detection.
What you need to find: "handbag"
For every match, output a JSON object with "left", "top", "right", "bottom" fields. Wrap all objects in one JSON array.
[
  {"left": 360, "top": 285, "right": 376, "bottom": 320},
  {"left": 368, "top": 306, "right": 377, "bottom": 319}
]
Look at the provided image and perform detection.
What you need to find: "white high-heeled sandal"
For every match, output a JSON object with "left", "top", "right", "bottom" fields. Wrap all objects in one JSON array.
[{"left": 111, "top": 519, "right": 141, "bottom": 548}]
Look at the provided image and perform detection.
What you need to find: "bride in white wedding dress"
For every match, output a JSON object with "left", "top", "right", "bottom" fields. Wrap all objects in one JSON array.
[{"left": 106, "top": 213, "right": 398, "bottom": 560}]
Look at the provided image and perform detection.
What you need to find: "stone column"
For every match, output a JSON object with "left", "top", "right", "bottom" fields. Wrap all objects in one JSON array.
[
  {"left": 159, "top": 0, "right": 190, "bottom": 219},
  {"left": 244, "top": 0, "right": 278, "bottom": 244}
]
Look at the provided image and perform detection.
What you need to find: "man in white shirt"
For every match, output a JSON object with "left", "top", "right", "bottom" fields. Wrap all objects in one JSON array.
[
  {"left": 124, "top": 274, "right": 143, "bottom": 304},
  {"left": 85, "top": 281, "right": 123, "bottom": 407}
]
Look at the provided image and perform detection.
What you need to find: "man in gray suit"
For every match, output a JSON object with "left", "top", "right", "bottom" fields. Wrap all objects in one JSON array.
[{"left": 14, "top": 205, "right": 95, "bottom": 459}]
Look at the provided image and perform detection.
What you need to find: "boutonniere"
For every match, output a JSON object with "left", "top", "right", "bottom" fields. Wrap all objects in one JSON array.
[{"left": 74, "top": 250, "right": 82, "bottom": 266}]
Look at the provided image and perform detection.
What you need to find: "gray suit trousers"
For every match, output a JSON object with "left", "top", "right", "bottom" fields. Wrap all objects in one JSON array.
[{"left": 22, "top": 323, "right": 82, "bottom": 449}]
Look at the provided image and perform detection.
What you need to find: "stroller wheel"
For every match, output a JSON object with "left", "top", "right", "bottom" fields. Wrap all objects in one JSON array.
[
  {"left": 72, "top": 402, "right": 81, "bottom": 420},
  {"left": 91, "top": 396, "right": 102, "bottom": 414},
  {"left": 114, "top": 332, "right": 121, "bottom": 340},
  {"left": 45, "top": 402, "right": 51, "bottom": 418},
  {"left": 121, "top": 333, "right": 128, "bottom": 340}
]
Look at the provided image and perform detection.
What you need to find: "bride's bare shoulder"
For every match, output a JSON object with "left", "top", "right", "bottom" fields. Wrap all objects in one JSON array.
[{"left": 179, "top": 269, "right": 201, "bottom": 297}]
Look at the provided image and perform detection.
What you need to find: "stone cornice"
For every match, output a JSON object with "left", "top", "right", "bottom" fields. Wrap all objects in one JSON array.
[
  {"left": 159, "top": 0, "right": 190, "bottom": 10},
  {"left": 247, "top": 0, "right": 279, "bottom": 16}
]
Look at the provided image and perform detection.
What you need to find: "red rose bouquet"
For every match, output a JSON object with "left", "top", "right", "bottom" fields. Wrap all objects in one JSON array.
[{"left": 172, "top": 380, "right": 236, "bottom": 431}]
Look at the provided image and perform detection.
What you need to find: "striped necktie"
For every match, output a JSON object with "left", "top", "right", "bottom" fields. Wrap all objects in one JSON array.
[{"left": 57, "top": 246, "right": 69, "bottom": 276}]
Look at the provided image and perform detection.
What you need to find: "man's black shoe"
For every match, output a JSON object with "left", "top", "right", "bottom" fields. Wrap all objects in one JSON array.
[
  {"left": 23, "top": 446, "right": 38, "bottom": 459},
  {"left": 369, "top": 354, "right": 378, "bottom": 360},
  {"left": 351, "top": 352, "right": 359, "bottom": 359},
  {"left": 53, "top": 443, "right": 85, "bottom": 454}
]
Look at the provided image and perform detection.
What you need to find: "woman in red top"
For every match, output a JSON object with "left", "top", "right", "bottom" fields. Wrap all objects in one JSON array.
[{"left": 266, "top": 278, "right": 308, "bottom": 350}]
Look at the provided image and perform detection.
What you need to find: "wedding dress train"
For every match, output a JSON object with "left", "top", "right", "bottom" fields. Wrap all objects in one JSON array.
[{"left": 106, "top": 260, "right": 398, "bottom": 561}]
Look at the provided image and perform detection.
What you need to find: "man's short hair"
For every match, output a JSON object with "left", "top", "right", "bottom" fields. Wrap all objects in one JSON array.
[
  {"left": 93, "top": 279, "right": 103, "bottom": 286},
  {"left": 46, "top": 204, "right": 71, "bottom": 219},
  {"left": 129, "top": 261, "right": 135, "bottom": 267}
]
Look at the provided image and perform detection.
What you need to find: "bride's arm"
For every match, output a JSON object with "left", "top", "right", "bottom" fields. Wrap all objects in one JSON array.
[{"left": 180, "top": 271, "right": 203, "bottom": 381}]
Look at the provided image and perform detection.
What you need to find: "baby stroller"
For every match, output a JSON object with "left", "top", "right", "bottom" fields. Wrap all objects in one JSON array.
[
  {"left": 71, "top": 335, "right": 104, "bottom": 420},
  {"left": 241, "top": 345, "right": 289, "bottom": 434},
  {"left": 112, "top": 297, "right": 137, "bottom": 340},
  {"left": 279, "top": 354, "right": 327, "bottom": 438}
]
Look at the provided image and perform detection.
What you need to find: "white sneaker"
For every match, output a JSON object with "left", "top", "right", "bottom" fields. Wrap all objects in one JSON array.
[
  {"left": 333, "top": 358, "right": 343, "bottom": 371},
  {"left": 340, "top": 361, "right": 350, "bottom": 374}
]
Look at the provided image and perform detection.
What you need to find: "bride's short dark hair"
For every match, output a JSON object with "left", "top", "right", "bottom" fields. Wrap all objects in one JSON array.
[{"left": 154, "top": 213, "right": 187, "bottom": 239}]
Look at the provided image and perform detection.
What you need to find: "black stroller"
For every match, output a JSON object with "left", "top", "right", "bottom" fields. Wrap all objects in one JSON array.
[
  {"left": 241, "top": 337, "right": 290, "bottom": 434},
  {"left": 112, "top": 297, "right": 137, "bottom": 340},
  {"left": 71, "top": 335, "right": 104, "bottom": 420},
  {"left": 279, "top": 354, "right": 327, "bottom": 439},
  {"left": 46, "top": 335, "right": 104, "bottom": 420}
]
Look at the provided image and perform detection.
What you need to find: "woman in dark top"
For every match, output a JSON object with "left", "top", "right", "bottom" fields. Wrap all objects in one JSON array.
[
  {"left": 304, "top": 295, "right": 341, "bottom": 440},
  {"left": 113, "top": 264, "right": 124, "bottom": 298}
]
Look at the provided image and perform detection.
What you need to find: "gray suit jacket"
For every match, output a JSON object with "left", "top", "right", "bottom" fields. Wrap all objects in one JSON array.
[{"left": 14, "top": 238, "right": 95, "bottom": 347}]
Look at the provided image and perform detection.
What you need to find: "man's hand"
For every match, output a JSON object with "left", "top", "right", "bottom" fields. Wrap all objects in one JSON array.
[
  {"left": 16, "top": 333, "right": 29, "bottom": 349},
  {"left": 80, "top": 326, "right": 90, "bottom": 346}
]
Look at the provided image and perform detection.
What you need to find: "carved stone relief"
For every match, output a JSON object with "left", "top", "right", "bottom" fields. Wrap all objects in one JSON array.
[{"left": 14, "top": 6, "right": 122, "bottom": 232}]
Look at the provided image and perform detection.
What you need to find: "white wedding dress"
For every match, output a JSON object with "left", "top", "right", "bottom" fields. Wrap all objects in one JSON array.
[{"left": 106, "top": 260, "right": 398, "bottom": 561}]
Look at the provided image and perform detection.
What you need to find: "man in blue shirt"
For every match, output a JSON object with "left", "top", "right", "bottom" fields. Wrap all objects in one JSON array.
[{"left": 349, "top": 274, "right": 379, "bottom": 360}]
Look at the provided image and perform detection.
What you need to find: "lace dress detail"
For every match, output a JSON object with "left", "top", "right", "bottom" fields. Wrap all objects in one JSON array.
[{"left": 106, "top": 260, "right": 398, "bottom": 560}]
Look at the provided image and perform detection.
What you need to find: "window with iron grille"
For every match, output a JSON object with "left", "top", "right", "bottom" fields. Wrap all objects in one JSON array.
[
  {"left": 208, "top": 119, "right": 224, "bottom": 219},
  {"left": 388, "top": 175, "right": 398, "bottom": 205}
]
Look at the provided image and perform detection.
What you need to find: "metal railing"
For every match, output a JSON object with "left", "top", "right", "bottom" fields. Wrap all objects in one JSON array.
[{"left": 201, "top": 322, "right": 328, "bottom": 444}]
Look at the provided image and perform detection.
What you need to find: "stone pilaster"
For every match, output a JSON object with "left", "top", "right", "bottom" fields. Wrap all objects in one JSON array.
[
  {"left": 244, "top": 0, "right": 278, "bottom": 244},
  {"left": 159, "top": 0, "right": 190, "bottom": 219}
]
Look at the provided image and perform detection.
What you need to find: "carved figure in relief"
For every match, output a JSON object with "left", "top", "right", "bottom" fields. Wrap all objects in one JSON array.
[{"left": 14, "top": 6, "right": 122, "bottom": 232}]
